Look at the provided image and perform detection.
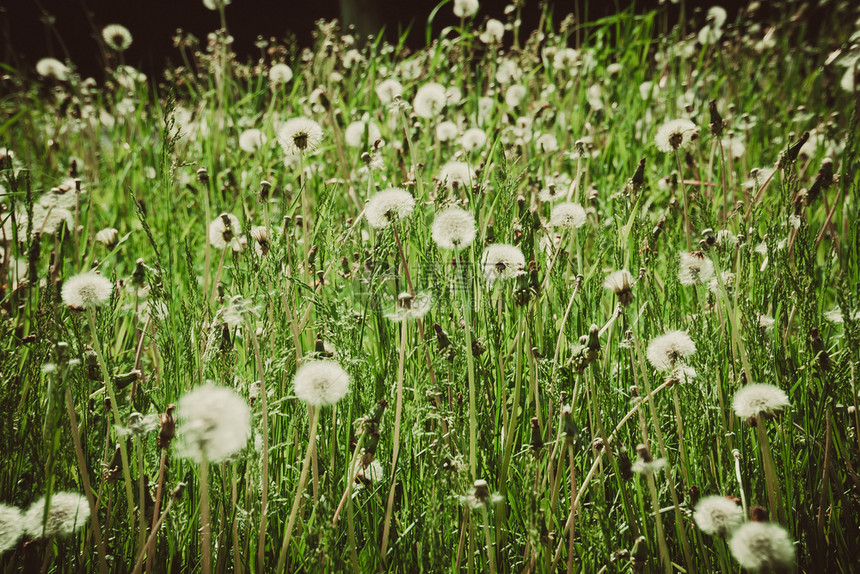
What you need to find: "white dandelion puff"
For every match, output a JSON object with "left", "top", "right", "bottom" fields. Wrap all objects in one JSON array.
[
  {"left": 0, "top": 504, "right": 24, "bottom": 553},
  {"left": 365, "top": 188, "right": 416, "bottom": 229},
  {"left": 102, "top": 24, "right": 133, "bottom": 52},
  {"left": 461, "top": 128, "right": 487, "bottom": 152},
  {"left": 604, "top": 269, "right": 634, "bottom": 306},
  {"left": 23, "top": 493, "right": 90, "bottom": 539},
  {"left": 238, "top": 129, "right": 267, "bottom": 153},
  {"left": 277, "top": 117, "right": 323, "bottom": 156},
  {"left": 293, "top": 360, "right": 350, "bottom": 407},
  {"left": 413, "top": 83, "right": 447, "bottom": 118},
  {"left": 693, "top": 496, "right": 744, "bottom": 537},
  {"left": 36, "top": 58, "right": 69, "bottom": 81},
  {"left": 385, "top": 292, "right": 433, "bottom": 322},
  {"left": 209, "top": 213, "right": 243, "bottom": 251},
  {"left": 646, "top": 330, "right": 696, "bottom": 371},
  {"left": 481, "top": 244, "right": 526, "bottom": 283},
  {"left": 732, "top": 384, "right": 789, "bottom": 419},
  {"left": 632, "top": 444, "right": 666, "bottom": 475},
  {"left": 549, "top": 202, "right": 587, "bottom": 229},
  {"left": 729, "top": 522, "right": 795, "bottom": 570},
  {"left": 438, "top": 161, "right": 475, "bottom": 190},
  {"left": 268, "top": 63, "right": 293, "bottom": 85},
  {"left": 453, "top": 0, "right": 479, "bottom": 18},
  {"left": 655, "top": 118, "right": 699, "bottom": 153},
  {"left": 61, "top": 271, "right": 113, "bottom": 310},
  {"left": 345, "top": 118, "right": 381, "bottom": 148},
  {"left": 431, "top": 206, "right": 477, "bottom": 251},
  {"left": 678, "top": 251, "right": 715, "bottom": 286},
  {"left": 177, "top": 383, "right": 251, "bottom": 463},
  {"left": 375, "top": 79, "right": 404, "bottom": 104}
]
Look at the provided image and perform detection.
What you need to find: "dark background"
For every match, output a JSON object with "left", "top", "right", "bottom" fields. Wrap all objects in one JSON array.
[{"left": 1, "top": 0, "right": 758, "bottom": 80}]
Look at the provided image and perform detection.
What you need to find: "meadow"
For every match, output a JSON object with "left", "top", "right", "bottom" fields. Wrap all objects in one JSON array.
[{"left": 1, "top": 0, "right": 859, "bottom": 571}]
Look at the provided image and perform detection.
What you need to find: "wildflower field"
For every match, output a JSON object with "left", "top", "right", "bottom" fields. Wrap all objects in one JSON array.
[{"left": 1, "top": 0, "right": 860, "bottom": 571}]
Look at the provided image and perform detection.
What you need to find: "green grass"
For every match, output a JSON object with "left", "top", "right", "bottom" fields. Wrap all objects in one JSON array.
[{"left": 1, "top": 1, "right": 859, "bottom": 572}]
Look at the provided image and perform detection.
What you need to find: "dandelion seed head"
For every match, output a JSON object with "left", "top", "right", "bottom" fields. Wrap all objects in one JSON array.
[
  {"left": 268, "top": 63, "right": 293, "bottom": 85},
  {"left": 102, "top": 24, "right": 133, "bottom": 52},
  {"left": 549, "top": 202, "right": 587, "bottom": 229},
  {"left": 505, "top": 85, "right": 527, "bottom": 107},
  {"left": 293, "top": 360, "right": 350, "bottom": 407},
  {"left": 646, "top": 330, "right": 696, "bottom": 371},
  {"left": 177, "top": 383, "right": 251, "bottom": 463},
  {"left": 431, "top": 206, "right": 477, "bottom": 251},
  {"left": 61, "top": 271, "right": 113, "bottom": 310},
  {"left": 729, "top": 522, "right": 795, "bottom": 570},
  {"left": 479, "top": 19, "right": 505, "bottom": 43},
  {"left": 435, "top": 120, "right": 459, "bottom": 142},
  {"left": 679, "top": 251, "right": 715, "bottom": 286},
  {"left": 345, "top": 118, "right": 381, "bottom": 148},
  {"left": 438, "top": 161, "right": 475, "bottom": 190},
  {"left": 386, "top": 292, "right": 432, "bottom": 322},
  {"left": 0, "top": 504, "right": 24, "bottom": 553},
  {"left": 95, "top": 227, "right": 119, "bottom": 248},
  {"left": 365, "top": 188, "right": 416, "bottom": 229},
  {"left": 694, "top": 496, "right": 744, "bottom": 537},
  {"left": 453, "top": 0, "right": 479, "bottom": 18},
  {"left": 732, "top": 384, "right": 789, "bottom": 419},
  {"left": 203, "top": 0, "right": 232, "bottom": 10},
  {"left": 375, "top": 79, "right": 403, "bottom": 103},
  {"left": 239, "top": 129, "right": 267, "bottom": 153},
  {"left": 655, "top": 118, "right": 699, "bottom": 153},
  {"left": 23, "top": 493, "right": 89, "bottom": 539},
  {"left": 209, "top": 213, "right": 243, "bottom": 251},
  {"left": 461, "top": 128, "right": 487, "bottom": 152},
  {"left": 277, "top": 117, "right": 323, "bottom": 156},
  {"left": 413, "top": 83, "right": 447, "bottom": 118},
  {"left": 481, "top": 244, "right": 526, "bottom": 282},
  {"left": 36, "top": 58, "right": 69, "bottom": 81},
  {"left": 604, "top": 269, "right": 634, "bottom": 306}
]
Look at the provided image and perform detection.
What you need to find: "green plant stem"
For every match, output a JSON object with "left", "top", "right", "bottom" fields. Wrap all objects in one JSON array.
[
  {"left": 200, "top": 456, "right": 211, "bottom": 574},
  {"left": 275, "top": 405, "right": 319, "bottom": 574},
  {"left": 380, "top": 319, "right": 408, "bottom": 560}
]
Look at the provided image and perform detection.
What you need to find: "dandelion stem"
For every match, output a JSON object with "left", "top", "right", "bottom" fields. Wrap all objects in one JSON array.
[
  {"left": 381, "top": 319, "right": 408, "bottom": 560},
  {"left": 455, "top": 250, "right": 478, "bottom": 479},
  {"left": 86, "top": 308, "right": 137, "bottom": 548},
  {"left": 275, "top": 405, "right": 319, "bottom": 574},
  {"left": 200, "top": 456, "right": 211, "bottom": 574},
  {"left": 64, "top": 388, "right": 108, "bottom": 574}
]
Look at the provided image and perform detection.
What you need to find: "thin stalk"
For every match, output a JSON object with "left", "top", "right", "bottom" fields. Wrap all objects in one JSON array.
[
  {"left": 64, "top": 388, "right": 108, "bottom": 574},
  {"left": 646, "top": 472, "right": 672, "bottom": 574},
  {"left": 86, "top": 309, "right": 137, "bottom": 541},
  {"left": 275, "top": 406, "right": 320, "bottom": 574},
  {"left": 201, "top": 457, "right": 211, "bottom": 574},
  {"left": 380, "top": 319, "right": 408, "bottom": 559},
  {"left": 480, "top": 506, "right": 497, "bottom": 574},
  {"left": 248, "top": 323, "right": 269, "bottom": 573},
  {"left": 455, "top": 250, "right": 478, "bottom": 479}
]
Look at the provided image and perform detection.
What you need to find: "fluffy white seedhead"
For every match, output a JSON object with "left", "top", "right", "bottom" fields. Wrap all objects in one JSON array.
[
  {"left": 0, "top": 504, "right": 24, "bottom": 553},
  {"left": 209, "top": 213, "right": 243, "bottom": 251},
  {"left": 438, "top": 161, "right": 475, "bottom": 190},
  {"left": 23, "top": 493, "right": 90, "bottom": 539},
  {"left": 655, "top": 118, "right": 699, "bottom": 152},
  {"left": 61, "top": 271, "right": 113, "bottom": 310},
  {"left": 693, "top": 496, "right": 744, "bottom": 537},
  {"left": 239, "top": 129, "right": 267, "bottom": 153},
  {"left": 604, "top": 269, "right": 634, "bottom": 306},
  {"left": 375, "top": 79, "right": 403, "bottom": 103},
  {"left": 365, "top": 188, "right": 415, "bottom": 229},
  {"left": 36, "top": 58, "right": 69, "bottom": 81},
  {"left": 481, "top": 244, "right": 526, "bottom": 283},
  {"left": 646, "top": 330, "right": 696, "bottom": 371},
  {"left": 729, "top": 522, "right": 795, "bottom": 570},
  {"left": 277, "top": 117, "right": 323, "bottom": 156},
  {"left": 461, "top": 128, "right": 487, "bottom": 152},
  {"left": 293, "top": 360, "right": 350, "bottom": 407},
  {"left": 177, "top": 383, "right": 251, "bottom": 463},
  {"left": 413, "top": 83, "right": 447, "bottom": 118},
  {"left": 453, "top": 0, "right": 479, "bottom": 18},
  {"left": 102, "top": 24, "right": 133, "bottom": 51},
  {"left": 345, "top": 119, "right": 381, "bottom": 148},
  {"left": 386, "top": 291, "right": 433, "bottom": 322},
  {"left": 732, "top": 384, "right": 790, "bottom": 419},
  {"left": 268, "top": 63, "right": 293, "bottom": 85},
  {"left": 678, "top": 251, "right": 715, "bottom": 286},
  {"left": 431, "top": 207, "right": 477, "bottom": 251},
  {"left": 549, "top": 202, "right": 587, "bottom": 229}
]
